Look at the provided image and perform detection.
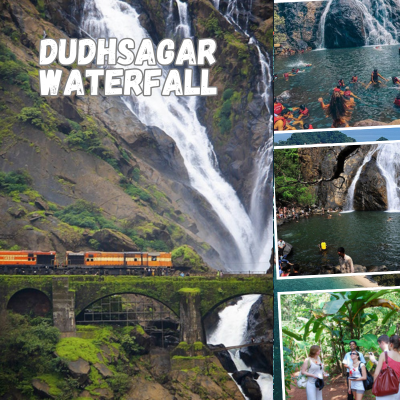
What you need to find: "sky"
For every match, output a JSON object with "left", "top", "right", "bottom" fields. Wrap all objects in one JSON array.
[{"left": 274, "top": 127, "right": 400, "bottom": 144}]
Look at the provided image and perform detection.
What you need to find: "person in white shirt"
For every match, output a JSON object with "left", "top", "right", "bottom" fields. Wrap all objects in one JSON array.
[
  {"left": 338, "top": 247, "right": 354, "bottom": 274},
  {"left": 278, "top": 239, "right": 286, "bottom": 258},
  {"left": 343, "top": 341, "right": 366, "bottom": 400}
]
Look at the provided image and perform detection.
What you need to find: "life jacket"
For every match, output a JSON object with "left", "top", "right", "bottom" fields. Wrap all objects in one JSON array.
[
  {"left": 333, "top": 88, "right": 341, "bottom": 92},
  {"left": 274, "top": 103, "right": 283, "bottom": 115},
  {"left": 300, "top": 107, "right": 309, "bottom": 116},
  {"left": 307, "top": 124, "right": 313, "bottom": 129},
  {"left": 352, "top": 76, "right": 358, "bottom": 82},
  {"left": 394, "top": 98, "right": 400, "bottom": 106},
  {"left": 344, "top": 90, "right": 352, "bottom": 97},
  {"left": 320, "top": 242, "right": 327, "bottom": 250},
  {"left": 284, "top": 73, "right": 289, "bottom": 78},
  {"left": 274, "top": 116, "right": 286, "bottom": 129}
]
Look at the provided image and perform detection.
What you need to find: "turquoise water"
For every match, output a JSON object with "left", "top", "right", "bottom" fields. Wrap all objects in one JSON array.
[
  {"left": 274, "top": 45, "right": 400, "bottom": 129},
  {"left": 277, "top": 211, "right": 400, "bottom": 270}
]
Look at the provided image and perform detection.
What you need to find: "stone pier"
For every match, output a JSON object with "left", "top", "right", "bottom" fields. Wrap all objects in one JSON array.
[
  {"left": 179, "top": 288, "right": 204, "bottom": 344},
  {"left": 52, "top": 277, "right": 76, "bottom": 337}
]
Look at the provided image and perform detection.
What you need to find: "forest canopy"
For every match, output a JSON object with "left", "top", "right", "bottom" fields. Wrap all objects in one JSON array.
[{"left": 274, "top": 131, "right": 356, "bottom": 146}]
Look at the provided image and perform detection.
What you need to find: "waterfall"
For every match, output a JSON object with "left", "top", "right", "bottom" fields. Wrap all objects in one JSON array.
[
  {"left": 81, "top": 0, "right": 264, "bottom": 268},
  {"left": 207, "top": 295, "right": 273, "bottom": 400},
  {"left": 317, "top": 0, "right": 398, "bottom": 48},
  {"left": 316, "top": 0, "right": 334, "bottom": 49},
  {"left": 175, "top": 0, "right": 191, "bottom": 39},
  {"left": 376, "top": 143, "right": 400, "bottom": 211},
  {"left": 343, "top": 148, "right": 375, "bottom": 212}
]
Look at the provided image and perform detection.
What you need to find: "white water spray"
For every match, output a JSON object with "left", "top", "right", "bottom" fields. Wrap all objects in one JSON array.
[
  {"left": 376, "top": 143, "right": 400, "bottom": 211},
  {"left": 82, "top": 0, "right": 263, "bottom": 267},
  {"left": 343, "top": 148, "right": 376, "bottom": 211},
  {"left": 207, "top": 295, "right": 273, "bottom": 400},
  {"left": 316, "top": 0, "right": 334, "bottom": 49}
]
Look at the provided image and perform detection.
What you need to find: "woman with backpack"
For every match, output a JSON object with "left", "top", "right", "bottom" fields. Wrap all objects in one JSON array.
[
  {"left": 300, "top": 345, "right": 328, "bottom": 399},
  {"left": 373, "top": 335, "right": 400, "bottom": 399},
  {"left": 348, "top": 350, "right": 367, "bottom": 399}
]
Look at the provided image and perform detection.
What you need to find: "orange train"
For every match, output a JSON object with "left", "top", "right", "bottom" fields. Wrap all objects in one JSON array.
[{"left": 0, "top": 250, "right": 173, "bottom": 269}]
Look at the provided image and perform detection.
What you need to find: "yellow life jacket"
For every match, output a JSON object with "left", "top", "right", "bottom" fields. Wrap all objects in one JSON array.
[{"left": 321, "top": 242, "right": 327, "bottom": 250}]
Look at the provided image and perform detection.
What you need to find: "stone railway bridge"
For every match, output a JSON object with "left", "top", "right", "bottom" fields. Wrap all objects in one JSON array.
[{"left": 0, "top": 275, "right": 273, "bottom": 344}]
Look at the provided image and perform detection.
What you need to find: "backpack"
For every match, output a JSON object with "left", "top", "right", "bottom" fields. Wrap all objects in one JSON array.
[
  {"left": 359, "top": 362, "right": 374, "bottom": 391},
  {"left": 297, "top": 358, "right": 311, "bottom": 389}
]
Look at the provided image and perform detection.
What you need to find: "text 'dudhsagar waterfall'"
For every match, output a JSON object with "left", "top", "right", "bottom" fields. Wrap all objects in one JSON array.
[{"left": 81, "top": 0, "right": 271, "bottom": 271}]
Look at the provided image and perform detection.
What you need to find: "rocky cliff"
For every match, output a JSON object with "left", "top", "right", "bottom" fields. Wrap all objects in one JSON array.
[
  {"left": 0, "top": 0, "right": 272, "bottom": 267},
  {"left": 297, "top": 145, "right": 389, "bottom": 210}
]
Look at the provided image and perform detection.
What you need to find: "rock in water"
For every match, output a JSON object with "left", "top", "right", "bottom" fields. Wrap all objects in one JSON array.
[
  {"left": 241, "top": 376, "right": 262, "bottom": 400},
  {"left": 208, "top": 344, "right": 238, "bottom": 373},
  {"left": 324, "top": 0, "right": 366, "bottom": 48},
  {"left": 354, "top": 155, "right": 388, "bottom": 210}
]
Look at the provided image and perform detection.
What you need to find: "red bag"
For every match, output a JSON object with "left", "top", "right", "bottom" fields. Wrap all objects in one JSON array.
[{"left": 372, "top": 352, "right": 400, "bottom": 396}]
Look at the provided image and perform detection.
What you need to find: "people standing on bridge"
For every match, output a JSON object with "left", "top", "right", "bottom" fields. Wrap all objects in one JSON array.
[{"left": 338, "top": 247, "right": 354, "bottom": 274}]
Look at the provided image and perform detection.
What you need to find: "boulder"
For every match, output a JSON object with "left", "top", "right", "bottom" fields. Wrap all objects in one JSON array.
[
  {"left": 241, "top": 376, "right": 262, "bottom": 400},
  {"left": 67, "top": 358, "right": 90, "bottom": 383},
  {"left": 232, "top": 370, "right": 253, "bottom": 385},
  {"left": 130, "top": 325, "right": 153, "bottom": 355},
  {"left": 31, "top": 379, "right": 55, "bottom": 399},
  {"left": 354, "top": 155, "right": 388, "bottom": 211},
  {"left": 94, "top": 363, "right": 113, "bottom": 378},
  {"left": 35, "top": 198, "right": 49, "bottom": 211},
  {"left": 126, "top": 376, "right": 174, "bottom": 400},
  {"left": 240, "top": 343, "right": 273, "bottom": 375},
  {"left": 91, "top": 229, "right": 139, "bottom": 252},
  {"left": 207, "top": 345, "right": 237, "bottom": 373}
]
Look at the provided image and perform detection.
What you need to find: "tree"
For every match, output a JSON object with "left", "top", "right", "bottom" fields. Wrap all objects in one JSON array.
[
  {"left": 274, "top": 131, "right": 356, "bottom": 146},
  {"left": 274, "top": 11, "right": 288, "bottom": 44},
  {"left": 377, "top": 137, "right": 388, "bottom": 141}
]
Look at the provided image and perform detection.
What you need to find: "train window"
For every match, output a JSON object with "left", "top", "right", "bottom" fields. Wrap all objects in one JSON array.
[
  {"left": 152, "top": 256, "right": 157, "bottom": 261},
  {"left": 88, "top": 254, "right": 93, "bottom": 258},
  {"left": 28, "top": 253, "right": 33, "bottom": 258}
]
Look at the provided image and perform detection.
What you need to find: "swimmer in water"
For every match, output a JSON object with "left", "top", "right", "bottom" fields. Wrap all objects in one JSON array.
[
  {"left": 394, "top": 93, "right": 400, "bottom": 107},
  {"left": 387, "top": 217, "right": 393, "bottom": 222},
  {"left": 343, "top": 86, "right": 361, "bottom": 107},
  {"left": 318, "top": 91, "right": 351, "bottom": 128},
  {"left": 392, "top": 76, "right": 400, "bottom": 85},
  {"left": 338, "top": 79, "right": 346, "bottom": 88},
  {"left": 305, "top": 63, "right": 312, "bottom": 67},
  {"left": 350, "top": 76, "right": 358, "bottom": 83},
  {"left": 366, "top": 69, "right": 388, "bottom": 88},
  {"left": 274, "top": 114, "right": 296, "bottom": 131}
]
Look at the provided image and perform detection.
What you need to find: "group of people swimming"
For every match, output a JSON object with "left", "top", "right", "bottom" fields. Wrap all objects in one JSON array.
[
  {"left": 300, "top": 335, "right": 400, "bottom": 400},
  {"left": 275, "top": 68, "right": 400, "bottom": 130}
]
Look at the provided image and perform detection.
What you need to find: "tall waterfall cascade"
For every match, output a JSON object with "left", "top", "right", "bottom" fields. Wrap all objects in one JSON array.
[
  {"left": 376, "top": 143, "right": 400, "bottom": 211},
  {"left": 317, "top": 0, "right": 398, "bottom": 48},
  {"left": 207, "top": 295, "right": 273, "bottom": 400},
  {"left": 81, "top": 0, "right": 273, "bottom": 269},
  {"left": 343, "top": 148, "right": 376, "bottom": 211}
]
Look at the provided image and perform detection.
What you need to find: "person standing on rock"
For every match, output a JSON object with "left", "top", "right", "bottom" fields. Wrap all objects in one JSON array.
[
  {"left": 278, "top": 239, "right": 286, "bottom": 258},
  {"left": 338, "top": 247, "right": 354, "bottom": 274}
]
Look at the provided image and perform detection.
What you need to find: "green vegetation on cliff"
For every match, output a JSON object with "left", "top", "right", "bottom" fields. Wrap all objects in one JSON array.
[
  {"left": 172, "top": 245, "right": 209, "bottom": 272},
  {"left": 274, "top": 149, "right": 317, "bottom": 206}
]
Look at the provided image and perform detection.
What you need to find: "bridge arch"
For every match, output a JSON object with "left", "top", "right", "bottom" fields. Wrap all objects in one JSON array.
[{"left": 7, "top": 288, "right": 52, "bottom": 317}]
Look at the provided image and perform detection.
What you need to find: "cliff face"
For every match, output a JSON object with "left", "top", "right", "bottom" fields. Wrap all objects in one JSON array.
[
  {"left": 0, "top": 0, "right": 272, "bottom": 266},
  {"left": 298, "top": 145, "right": 388, "bottom": 210},
  {"left": 274, "top": 1, "right": 325, "bottom": 49}
]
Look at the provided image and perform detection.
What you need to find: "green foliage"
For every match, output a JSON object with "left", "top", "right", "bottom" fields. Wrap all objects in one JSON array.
[
  {"left": 123, "top": 183, "right": 152, "bottom": 202},
  {"left": 203, "top": 16, "right": 223, "bottom": 38},
  {"left": 274, "top": 10, "right": 288, "bottom": 44},
  {"left": 0, "top": 170, "right": 32, "bottom": 194},
  {"left": 54, "top": 200, "right": 117, "bottom": 230},
  {"left": 107, "top": 372, "right": 130, "bottom": 395},
  {"left": 172, "top": 245, "right": 208, "bottom": 272},
  {"left": 281, "top": 290, "right": 400, "bottom": 393},
  {"left": 88, "top": 238, "right": 101, "bottom": 250},
  {"left": 274, "top": 149, "right": 317, "bottom": 206},
  {"left": 0, "top": 313, "right": 60, "bottom": 396},
  {"left": 120, "top": 334, "right": 142, "bottom": 357},
  {"left": 56, "top": 337, "right": 101, "bottom": 364},
  {"left": 275, "top": 131, "right": 356, "bottom": 146},
  {"left": 222, "top": 89, "right": 234, "bottom": 101}
]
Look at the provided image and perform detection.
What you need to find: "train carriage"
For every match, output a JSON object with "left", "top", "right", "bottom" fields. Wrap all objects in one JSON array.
[{"left": 0, "top": 251, "right": 56, "bottom": 268}]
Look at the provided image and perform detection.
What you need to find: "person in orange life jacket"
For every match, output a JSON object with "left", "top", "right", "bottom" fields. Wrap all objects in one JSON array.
[
  {"left": 333, "top": 86, "right": 344, "bottom": 95},
  {"left": 392, "top": 76, "right": 400, "bottom": 85},
  {"left": 338, "top": 78, "right": 346, "bottom": 88},
  {"left": 394, "top": 93, "right": 400, "bottom": 107},
  {"left": 343, "top": 86, "right": 361, "bottom": 108},
  {"left": 274, "top": 97, "right": 284, "bottom": 115},
  {"left": 282, "top": 110, "right": 303, "bottom": 128},
  {"left": 350, "top": 76, "right": 358, "bottom": 83},
  {"left": 274, "top": 113, "right": 296, "bottom": 131}
]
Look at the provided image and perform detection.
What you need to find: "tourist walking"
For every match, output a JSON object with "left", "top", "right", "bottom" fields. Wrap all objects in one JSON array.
[
  {"left": 338, "top": 247, "right": 354, "bottom": 274},
  {"left": 348, "top": 350, "right": 367, "bottom": 399},
  {"left": 300, "top": 345, "right": 328, "bottom": 400}
]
